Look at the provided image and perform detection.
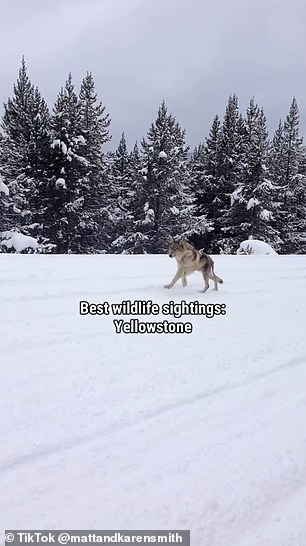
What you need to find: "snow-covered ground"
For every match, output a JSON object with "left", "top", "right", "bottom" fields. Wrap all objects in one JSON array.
[{"left": 1, "top": 253, "right": 306, "bottom": 545}]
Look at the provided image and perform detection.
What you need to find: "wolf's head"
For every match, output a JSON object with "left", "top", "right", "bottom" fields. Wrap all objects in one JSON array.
[{"left": 168, "top": 239, "right": 192, "bottom": 258}]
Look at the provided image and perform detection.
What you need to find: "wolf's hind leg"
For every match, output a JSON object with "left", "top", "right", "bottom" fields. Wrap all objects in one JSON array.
[
  {"left": 201, "top": 269, "right": 210, "bottom": 293},
  {"left": 210, "top": 274, "right": 219, "bottom": 291}
]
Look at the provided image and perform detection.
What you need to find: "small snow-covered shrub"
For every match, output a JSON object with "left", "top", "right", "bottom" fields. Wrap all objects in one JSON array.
[
  {"left": 237, "top": 239, "right": 278, "bottom": 255},
  {"left": 1, "top": 231, "right": 39, "bottom": 253}
]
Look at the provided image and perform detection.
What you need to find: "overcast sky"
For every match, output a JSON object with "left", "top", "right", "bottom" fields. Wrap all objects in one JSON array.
[{"left": 0, "top": 0, "right": 305, "bottom": 150}]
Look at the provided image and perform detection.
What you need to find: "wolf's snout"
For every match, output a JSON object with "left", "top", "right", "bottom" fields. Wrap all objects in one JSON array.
[{"left": 169, "top": 253, "right": 173, "bottom": 258}]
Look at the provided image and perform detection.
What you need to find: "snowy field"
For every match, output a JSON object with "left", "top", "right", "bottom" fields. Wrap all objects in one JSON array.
[{"left": 1, "top": 253, "right": 306, "bottom": 546}]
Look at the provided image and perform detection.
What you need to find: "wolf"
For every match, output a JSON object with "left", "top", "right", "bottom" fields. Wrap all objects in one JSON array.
[{"left": 164, "top": 239, "right": 223, "bottom": 293}]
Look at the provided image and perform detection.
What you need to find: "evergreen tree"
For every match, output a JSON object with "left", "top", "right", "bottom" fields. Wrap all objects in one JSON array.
[
  {"left": 0, "top": 58, "right": 35, "bottom": 234},
  {"left": 189, "top": 142, "right": 206, "bottom": 221},
  {"left": 283, "top": 99, "right": 302, "bottom": 187},
  {"left": 270, "top": 99, "right": 306, "bottom": 252},
  {"left": 134, "top": 101, "right": 210, "bottom": 253},
  {"left": 111, "top": 141, "right": 149, "bottom": 253},
  {"left": 218, "top": 95, "right": 242, "bottom": 191},
  {"left": 0, "top": 59, "right": 51, "bottom": 242},
  {"left": 27, "top": 87, "right": 52, "bottom": 241},
  {"left": 221, "top": 99, "right": 280, "bottom": 251},
  {"left": 112, "top": 132, "right": 129, "bottom": 183},
  {"left": 108, "top": 133, "right": 135, "bottom": 251},
  {"left": 280, "top": 99, "right": 306, "bottom": 252},
  {"left": 78, "top": 72, "right": 111, "bottom": 252},
  {"left": 46, "top": 75, "right": 89, "bottom": 253},
  {"left": 216, "top": 94, "right": 245, "bottom": 250},
  {"left": 269, "top": 120, "right": 285, "bottom": 188},
  {"left": 190, "top": 116, "right": 221, "bottom": 252},
  {"left": 79, "top": 72, "right": 111, "bottom": 161}
]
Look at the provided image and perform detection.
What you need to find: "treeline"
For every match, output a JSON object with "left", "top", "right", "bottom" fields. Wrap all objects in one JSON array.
[{"left": 1, "top": 59, "right": 306, "bottom": 254}]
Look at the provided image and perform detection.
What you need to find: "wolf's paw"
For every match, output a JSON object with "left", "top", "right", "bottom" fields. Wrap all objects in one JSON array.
[{"left": 164, "top": 284, "right": 172, "bottom": 289}]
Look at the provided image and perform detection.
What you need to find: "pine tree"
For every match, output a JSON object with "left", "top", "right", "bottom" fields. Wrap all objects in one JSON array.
[
  {"left": 134, "top": 101, "right": 210, "bottom": 253},
  {"left": 216, "top": 94, "right": 245, "bottom": 250},
  {"left": 0, "top": 58, "right": 37, "bottom": 234},
  {"left": 46, "top": 75, "right": 89, "bottom": 253},
  {"left": 112, "top": 132, "right": 129, "bottom": 182},
  {"left": 79, "top": 72, "right": 111, "bottom": 161},
  {"left": 221, "top": 99, "right": 281, "bottom": 251},
  {"left": 27, "top": 87, "right": 52, "bottom": 241},
  {"left": 0, "top": 58, "right": 51, "bottom": 248},
  {"left": 108, "top": 133, "right": 135, "bottom": 251},
  {"left": 218, "top": 95, "right": 242, "bottom": 191},
  {"left": 111, "top": 141, "right": 149, "bottom": 253},
  {"left": 189, "top": 142, "right": 206, "bottom": 221},
  {"left": 283, "top": 99, "right": 302, "bottom": 187},
  {"left": 78, "top": 72, "right": 111, "bottom": 252},
  {"left": 47, "top": 72, "right": 112, "bottom": 254},
  {"left": 269, "top": 120, "right": 285, "bottom": 188},
  {"left": 27, "top": 88, "right": 51, "bottom": 179},
  {"left": 190, "top": 116, "right": 221, "bottom": 252},
  {"left": 279, "top": 99, "right": 306, "bottom": 252},
  {"left": 111, "top": 132, "right": 131, "bottom": 231},
  {"left": 269, "top": 99, "right": 306, "bottom": 252}
]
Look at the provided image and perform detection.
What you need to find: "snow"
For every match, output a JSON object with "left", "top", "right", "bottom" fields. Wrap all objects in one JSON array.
[
  {"left": 1, "top": 254, "right": 306, "bottom": 545},
  {"left": 246, "top": 197, "right": 259, "bottom": 210},
  {"left": 20, "top": 209, "right": 32, "bottom": 218},
  {"left": 143, "top": 203, "right": 154, "bottom": 224},
  {"left": 55, "top": 177, "right": 67, "bottom": 190},
  {"left": 68, "top": 196, "right": 84, "bottom": 210},
  {"left": 0, "top": 179, "right": 9, "bottom": 196},
  {"left": 231, "top": 187, "right": 243, "bottom": 205},
  {"left": 70, "top": 152, "right": 90, "bottom": 167},
  {"left": 159, "top": 151, "right": 168, "bottom": 159},
  {"left": 260, "top": 208, "right": 273, "bottom": 221},
  {"left": 73, "top": 135, "right": 86, "bottom": 146},
  {"left": 237, "top": 239, "right": 278, "bottom": 255},
  {"left": 51, "top": 139, "right": 61, "bottom": 149},
  {"left": 0, "top": 231, "right": 39, "bottom": 252}
]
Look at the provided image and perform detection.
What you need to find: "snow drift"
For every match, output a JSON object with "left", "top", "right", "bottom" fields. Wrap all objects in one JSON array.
[{"left": 237, "top": 238, "right": 278, "bottom": 255}]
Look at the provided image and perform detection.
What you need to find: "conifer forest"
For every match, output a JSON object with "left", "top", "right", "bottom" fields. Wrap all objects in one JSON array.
[{"left": 1, "top": 59, "right": 306, "bottom": 254}]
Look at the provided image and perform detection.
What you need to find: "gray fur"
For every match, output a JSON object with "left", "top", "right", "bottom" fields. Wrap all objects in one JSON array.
[{"left": 164, "top": 239, "right": 223, "bottom": 293}]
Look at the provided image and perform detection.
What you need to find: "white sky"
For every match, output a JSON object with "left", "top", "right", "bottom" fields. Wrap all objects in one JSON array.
[{"left": 0, "top": 0, "right": 305, "bottom": 150}]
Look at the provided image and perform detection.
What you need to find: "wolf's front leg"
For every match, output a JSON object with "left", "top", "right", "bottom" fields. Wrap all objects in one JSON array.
[{"left": 164, "top": 269, "right": 182, "bottom": 288}]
